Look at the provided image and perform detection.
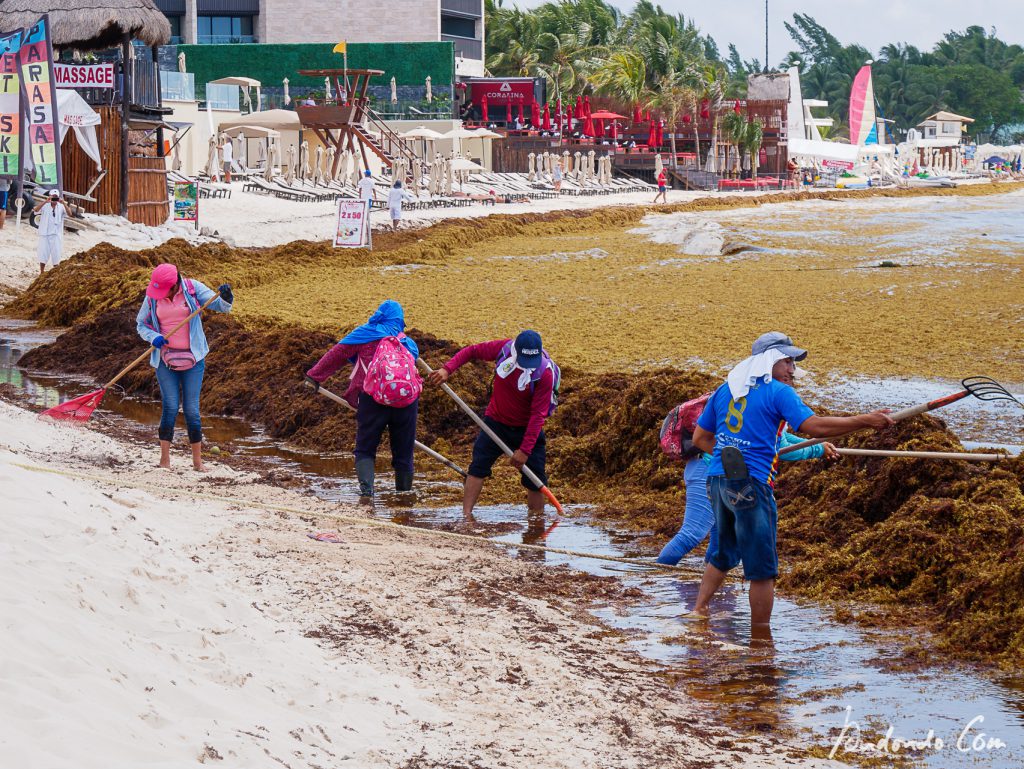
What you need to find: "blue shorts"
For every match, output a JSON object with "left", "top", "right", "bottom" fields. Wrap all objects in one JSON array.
[
  {"left": 0, "top": 190, "right": 8, "bottom": 209},
  {"left": 658, "top": 184, "right": 666, "bottom": 192},
  {"left": 706, "top": 475, "right": 778, "bottom": 581},
  {"left": 468, "top": 416, "right": 547, "bottom": 491}
]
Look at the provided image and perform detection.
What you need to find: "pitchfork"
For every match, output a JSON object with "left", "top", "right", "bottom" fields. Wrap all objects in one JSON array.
[
  {"left": 780, "top": 376, "right": 1023, "bottom": 456},
  {"left": 39, "top": 293, "right": 219, "bottom": 423}
]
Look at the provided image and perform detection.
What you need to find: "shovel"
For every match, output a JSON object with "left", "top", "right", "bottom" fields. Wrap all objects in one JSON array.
[
  {"left": 303, "top": 379, "right": 467, "bottom": 478},
  {"left": 39, "top": 293, "right": 219, "bottom": 422},
  {"left": 416, "top": 357, "right": 565, "bottom": 516},
  {"left": 781, "top": 376, "right": 1023, "bottom": 456}
]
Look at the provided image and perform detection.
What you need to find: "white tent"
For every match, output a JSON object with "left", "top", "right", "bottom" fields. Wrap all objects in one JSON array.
[
  {"left": 55, "top": 89, "right": 102, "bottom": 170},
  {"left": 209, "top": 76, "right": 261, "bottom": 112}
]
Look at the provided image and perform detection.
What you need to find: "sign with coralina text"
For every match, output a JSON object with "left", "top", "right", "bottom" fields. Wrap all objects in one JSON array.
[
  {"left": 54, "top": 63, "right": 115, "bottom": 89},
  {"left": 19, "top": 15, "right": 61, "bottom": 188},
  {"left": 0, "top": 30, "right": 22, "bottom": 178},
  {"left": 333, "top": 198, "right": 371, "bottom": 249}
]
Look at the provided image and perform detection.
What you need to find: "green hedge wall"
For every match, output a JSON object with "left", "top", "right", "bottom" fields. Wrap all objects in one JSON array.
[{"left": 179, "top": 41, "right": 454, "bottom": 96}]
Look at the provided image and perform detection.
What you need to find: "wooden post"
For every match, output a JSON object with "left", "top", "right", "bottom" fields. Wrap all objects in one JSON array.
[{"left": 119, "top": 35, "right": 131, "bottom": 217}]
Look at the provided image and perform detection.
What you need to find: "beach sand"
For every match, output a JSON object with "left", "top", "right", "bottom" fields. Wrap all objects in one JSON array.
[{"left": 0, "top": 400, "right": 833, "bottom": 768}]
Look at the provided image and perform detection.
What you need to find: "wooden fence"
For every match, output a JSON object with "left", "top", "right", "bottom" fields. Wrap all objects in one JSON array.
[{"left": 61, "top": 105, "right": 169, "bottom": 227}]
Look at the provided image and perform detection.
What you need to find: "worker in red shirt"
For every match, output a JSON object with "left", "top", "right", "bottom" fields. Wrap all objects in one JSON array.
[{"left": 428, "top": 330, "right": 558, "bottom": 519}]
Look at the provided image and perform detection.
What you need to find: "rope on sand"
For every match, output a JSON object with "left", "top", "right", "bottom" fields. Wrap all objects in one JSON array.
[{"left": 12, "top": 461, "right": 712, "bottom": 578}]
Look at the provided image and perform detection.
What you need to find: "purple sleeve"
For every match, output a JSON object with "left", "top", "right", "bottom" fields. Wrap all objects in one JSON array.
[
  {"left": 443, "top": 339, "right": 510, "bottom": 374},
  {"left": 519, "top": 369, "right": 554, "bottom": 455},
  {"left": 306, "top": 343, "right": 361, "bottom": 382}
]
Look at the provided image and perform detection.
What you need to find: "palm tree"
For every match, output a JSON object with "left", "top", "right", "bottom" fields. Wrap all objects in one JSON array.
[
  {"left": 645, "top": 71, "right": 694, "bottom": 167},
  {"left": 721, "top": 111, "right": 765, "bottom": 179},
  {"left": 590, "top": 50, "right": 647, "bottom": 106},
  {"left": 692, "top": 61, "right": 727, "bottom": 172}
]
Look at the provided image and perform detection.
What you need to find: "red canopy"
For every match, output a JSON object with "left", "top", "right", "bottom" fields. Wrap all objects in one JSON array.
[
  {"left": 542, "top": 103, "right": 552, "bottom": 131},
  {"left": 590, "top": 110, "right": 627, "bottom": 120},
  {"left": 481, "top": 94, "right": 489, "bottom": 122},
  {"left": 583, "top": 113, "right": 594, "bottom": 137}
]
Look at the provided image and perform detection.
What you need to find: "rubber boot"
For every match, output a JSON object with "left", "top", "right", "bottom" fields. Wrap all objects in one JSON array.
[
  {"left": 394, "top": 470, "right": 414, "bottom": 492},
  {"left": 355, "top": 458, "right": 375, "bottom": 499}
]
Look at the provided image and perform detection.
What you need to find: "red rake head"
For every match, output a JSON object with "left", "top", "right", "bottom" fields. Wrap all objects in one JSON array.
[{"left": 39, "top": 388, "right": 107, "bottom": 422}]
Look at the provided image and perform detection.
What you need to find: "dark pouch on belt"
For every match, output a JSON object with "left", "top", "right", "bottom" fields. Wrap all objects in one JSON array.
[{"left": 721, "top": 446, "right": 749, "bottom": 480}]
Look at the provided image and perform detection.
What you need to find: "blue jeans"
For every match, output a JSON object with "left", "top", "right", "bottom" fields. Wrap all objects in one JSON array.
[
  {"left": 706, "top": 474, "right": 779, "bottom": 581},
  {"left": 657, "top": 458, "right": 718, "bottom": 565},
  {"left": 155, "top": 358, "right": 205, "bottom": 444}
]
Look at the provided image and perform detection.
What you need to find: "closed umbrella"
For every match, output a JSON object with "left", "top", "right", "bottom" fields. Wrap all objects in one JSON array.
[
  {"left": 234, "top": 134, "right": 246, "bottom": 172},
  {"left": 425, "top": 75, "right": 432, "bottom": 104},
  {"left": 632, "top": 104, "right": 641, "bottom": 123},
  {"left": 350, "top": 155, "right": 361, "bottom": 187},
  {"left": 654, "top": 153, "right": 663, "bottom": 177},
  {"left": 326, "top": 146, "right": 336, "bottom": 184},
  {"left": 506, "top": 101, "right": 512, "bottom": 124},
  {"left": 481, "top": 94, "right": 489, "bottom": 123},
  {"left": 177, "top": 51, "right": 186, "bottom": 73},
  {"left": 314, "top": 145, "right": 324, "bottom": 184},
  {"left": 324, "top": 76, "right": 331, "bottom": 101},
  {"left": 573, "top": 151, "right": 582, "bottom": 179},
  {"left": 610, "top": 121, "right": 619, "bottom": 141},
  {"left": 299, "top": 141, "right": 310, "bottom": 180},
  {"left": 390, "top": 76, "right": 397, "bottom": 104},
  {"left": 285, "top": 145, "right": 296, "bottom": 185},
  {"left": 283, "top": 77, "right": 290, "bottom": 106},
  {"left": 205, "top": 136, "right": 220, "bottom": 181},
  {"left": 445, "top": 157, "right": 453, "bottom": 195},
  {"left": 263, "top": 141, "right": 275, "bottom": 181},
  {"left": 647, "top": 121, "right": 656, "bottom": 147},
  {"left": 588, "top": 150, "right": 596, "bottom": 180},
  {"left": 412, "top": 160, "right": 422, "bottom": 196},
  {"left": 542, "top": 103, "right": 551, "bottom": 131},
  {"left": 583, "top": 112, "right": 594, "bottom": 137},
  {"left": 517, "top": 100, "right": 524, "bottom": 124},
  {"left": 656, "top": 120, "right": 664, "bottom": 149},
  {"left": 594, "top": 118, "right": 605, "bottom": 139},
  {"left": 562, "top": 150, "right": 570, "bottom": 176},
  {"left": 527, "top": 152, "right": 536, "bottom": 181}
]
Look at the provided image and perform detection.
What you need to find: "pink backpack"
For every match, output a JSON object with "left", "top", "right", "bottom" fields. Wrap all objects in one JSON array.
[
  {"left": 362, "top": 334, "right": 422, "bottom": 408},
  {"left": 659, "top": 392, "right": 712, "bottom": 462}
]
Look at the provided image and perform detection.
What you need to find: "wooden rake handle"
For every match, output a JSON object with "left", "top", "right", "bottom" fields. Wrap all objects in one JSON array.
[
  {"left": 417, "top": 357, "right": 564, "bottom": 514},
  {"left": 105, "top": 293, "right": 220, "bottom": 391}
]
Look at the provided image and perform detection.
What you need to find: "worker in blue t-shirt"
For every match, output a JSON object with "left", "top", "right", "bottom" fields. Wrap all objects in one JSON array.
[{"left": 690, "top": 332, "right": 893, "bottom": 631}]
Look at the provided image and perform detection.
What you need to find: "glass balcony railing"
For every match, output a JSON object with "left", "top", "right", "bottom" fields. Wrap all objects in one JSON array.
[
  {"left": 205, "top": 83, "right": 240, "bottom": 110},
  {"left": 197, "top": 35, "right": 256, "bottom": 44},
  {"left": 160, "top": 70, "right": 194, "bottom": 102}
]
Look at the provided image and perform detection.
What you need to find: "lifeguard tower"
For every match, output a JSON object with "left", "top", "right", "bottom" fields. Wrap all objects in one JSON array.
[{"left": 295, "top": 68, "right": 420, "bottom": 177}]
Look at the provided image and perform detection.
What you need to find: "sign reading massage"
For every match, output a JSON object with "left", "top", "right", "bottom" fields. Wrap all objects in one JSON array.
[
  {"left": 54, "top": 62, "right": 115, "bottom": 89},
  {"left": 19, "top": 15, "right": 61, "bottom": 188},
  {"left": 0, "top": 30, "right": 23, "bottom": 178}
]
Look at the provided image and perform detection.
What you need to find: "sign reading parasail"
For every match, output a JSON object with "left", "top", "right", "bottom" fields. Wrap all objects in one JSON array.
[{"left": 20, "top": 15, "right": 62, "bottom": 188}]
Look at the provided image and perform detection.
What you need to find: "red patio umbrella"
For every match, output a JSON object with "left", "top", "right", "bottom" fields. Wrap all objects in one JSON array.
[
  {"left": 517, "top": 99, "right": 525, "bottom": 124},
  {"left": 530, "top": 100, "right": 538, "bottom": 127},
  {"left": 506, "top": 100, "right": 512, "bottom": 123},
  {"left": 632, "top": 104, "right": 641, "bottom": 123},
  {"left": 701, "top": 99, "right": 710, "bottom": 119},
  {"left": 589, "top": 110, "right": 627, "bottom": 120},
  {"left": 647, "top": 120, "right": 657, "bottom": 147},
  {"left": 656, "top": 120, "right": 664, "bottom": 148},
  {"left": 584, "top": 95, "right": 591, "bottom": 117},
  {"left": 734, "top": 99, "right": 742, "bottom": 114},
  {"left": 644, "top": 109, "right": 651, "bottom": 122},
  {"left": 574, "top": 96, "right": 584, "bottom": 119},
  {"left": 594, "top": 117, "right": 605, "bottom": 138},
  {"left": 610, "top": 121, "right": 619, "bottom": 140},
  {"left": 564, "top": 106, "right": 572, "bottom": 133},
  {"left": 683, "top": 113, "right": 692, "bottom": 124},
  {"left": 481, "top": 94, "right": 489, "bottom": 122},
  {"left": 583, "top": 112, "right": 594, "bottom": 137},
  {"left": 542, "top": 103, "right": 552, "bottom": 130}
]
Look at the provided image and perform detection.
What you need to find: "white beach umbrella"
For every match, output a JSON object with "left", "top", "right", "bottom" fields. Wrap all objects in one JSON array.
[
  {"left": 298, "top": 141, "right": 309, "bottom": 180},
  {"left": 654, "top": 153, "right": 663, "bottom": 176},
  {"left": 390, "top": 76, "right": 397, "bottom": 104},
  {"left": 263, "top": 141, "right": 275, "bottom": 180},
  {"left": 283, "top": 77, "right": 290, "bottom": 106},
  {"left": 314, "top": 145, "right": 325, "bottom": 184},
  {"left": 172, "top": 137, "right": 183, "bottom": 172},
  {"left": 324, "top": 76, "right": 332, "bottom": 101},
  {"left": 233, "top": 134, "right": 245, "bottom": 171},
  {"left": 205, "top": 136, "right": 220, "bottom": 181},
  {"left": 335, "top": 149, "right": 350, "bottom": 184},
  {"left": 177, "top": 51, "right": 186, "bottom": 73},
  {"left": 562, "top": 150, "right": 571, "bottom": 176},
  {"left": 445, "top": 158, "right": 453, "bottom": 195},
  {"left": 588, "top": 150, "right": 596, "bottom": 181},
  {"left": 351, "top": 157, "right": 361, "bottom": 187},
  {"left": 573, "top": 151, "right": 582, "bottom": 180},
  {"left": 412, "top": 160, "right": 422, "bottom": 197},
  {"left": 425, "top": 75, "right": 432, "bottom": 104},
  {"left": 527, "top": 152, "right": 536, "bottom": 181},
  {"left": 285, "top": 145, "right": 296, "bottom": 185}
]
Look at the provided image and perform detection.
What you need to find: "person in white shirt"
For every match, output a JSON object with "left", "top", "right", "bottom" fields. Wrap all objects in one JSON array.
[
  {"left": 356, "top": 169, "right": 376, "bottom": 202},
  {"left": 220, "top": 134, "right": 233, "bottom": 183},
  {"left": 34, "top": 189, "right": 70, "bottom": 274},
  {"left": 386, "top": 180, "right": 413, "bottom": 231}
]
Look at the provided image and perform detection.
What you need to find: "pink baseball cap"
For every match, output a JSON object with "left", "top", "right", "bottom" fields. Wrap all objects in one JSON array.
[{"left": 146, "top": 263, "right": 178, "bottom": 299}]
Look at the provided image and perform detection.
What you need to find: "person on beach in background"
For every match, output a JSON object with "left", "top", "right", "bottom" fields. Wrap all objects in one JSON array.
[
  {"left": 0, "top": 178, "right": 10, "bottom": 229},
  {"left": 220, "top": 134, "right": 233, "bottom": 183},
  {"left": 387, "top": 180, "right": 413, "bottom": 231},
  {"left": 357, "top": 169, "right": 376, "bottom": 203},
  {"left": 690, "top": 332, "right": 893, "bottom": 629},
  {"left": 428, "top": 330, "right": 558, "bottom": 521},
  {"left": 136, "top": 264, "right": 234, "bottom": 472},
  {"left": 654, "top": 168, "right": 668, "bottom": 204},
  {"left": 658, "top": 403, "right": 839, "bottom": 567},
  {"left": 552, "top": 161, "right": 563, "bottom": 192},
  {"left": 305, "top": 300, "right": 421, "bottom": 499},
  {"left": 35, "top": 189, "right": 70, "bottom": 274}
]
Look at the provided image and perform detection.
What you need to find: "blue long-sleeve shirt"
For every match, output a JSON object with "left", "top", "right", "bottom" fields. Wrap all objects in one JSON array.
[{"left": 136, "top": 279, "right": 232, "bottom": 368}]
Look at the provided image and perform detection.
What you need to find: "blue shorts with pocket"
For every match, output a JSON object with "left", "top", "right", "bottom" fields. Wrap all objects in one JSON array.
[
  {"left": 706, "top": 474, "right": 778, "bottom": 581},
  {"left": 468, "top": 416, "right": 547, "bottom": 491}
]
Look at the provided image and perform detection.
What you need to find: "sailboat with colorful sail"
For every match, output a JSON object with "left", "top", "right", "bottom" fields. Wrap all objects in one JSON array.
[{"left": 849, "top": 64, "right": 879, "bottom": 146}]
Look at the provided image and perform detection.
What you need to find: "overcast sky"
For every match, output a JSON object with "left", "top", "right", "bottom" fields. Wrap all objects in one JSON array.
[{"left": 508, "top": 1, "right": 1023, "bottom": 65}]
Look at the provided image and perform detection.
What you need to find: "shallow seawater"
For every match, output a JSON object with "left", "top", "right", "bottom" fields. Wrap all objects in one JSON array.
[{"left": 2, "top": 313, "right": 1024, "bottom": 764}]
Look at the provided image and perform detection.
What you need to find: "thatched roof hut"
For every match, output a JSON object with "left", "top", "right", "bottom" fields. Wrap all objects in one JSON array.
[{"left": 0, "top": 0, "right": 171, "bottom": 51}]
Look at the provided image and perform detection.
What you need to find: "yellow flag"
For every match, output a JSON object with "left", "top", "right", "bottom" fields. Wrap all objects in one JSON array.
[{"left": 333, "top": 42, "right": 347, "bottom": 54}]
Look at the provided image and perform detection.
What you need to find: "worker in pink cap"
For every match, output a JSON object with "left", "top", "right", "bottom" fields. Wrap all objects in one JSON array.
[{"left": 136, "top": 263, "right": 234, "bottom": 471}]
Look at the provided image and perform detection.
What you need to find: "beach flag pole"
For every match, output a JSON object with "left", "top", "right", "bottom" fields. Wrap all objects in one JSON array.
[{"left": 416, "top": 358, "right": 565, "bottom": 530}]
